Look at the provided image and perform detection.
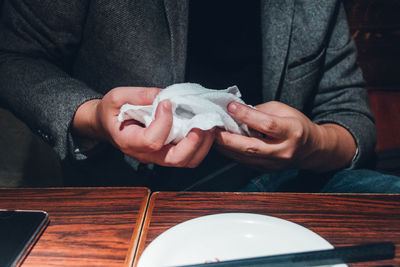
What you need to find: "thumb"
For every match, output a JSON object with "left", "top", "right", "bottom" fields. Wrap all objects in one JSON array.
[
  {"left": 228, "top": 101, "right": 292, "bottom": 139},
  {"left": 105, "top": 86, "right": 162, "bottom": 107}
]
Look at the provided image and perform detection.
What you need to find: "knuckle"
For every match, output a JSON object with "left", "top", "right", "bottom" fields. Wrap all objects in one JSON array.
[
  {"left": 239, "top": 106, "right": 252, "bottom": 119},
  {"left": 106, "top": 91, "right": 123, "bottom": 107},
  {"left": 244, "top": 144, "right": 261, "bottom": 156},
  {"left": 142, "top": 135, "right": 164, "bottom": 151},
  {"left": 145, "top": 140, "right": 164, "bottom": 152},
  {"left": 260, "top": 119, "right": 276, "bottom": 133},
  {"left": 292, "top": 127, "right": 304, "bottom": 140},
  {"left": 166, "top": 157, "right": 187, "bottom": 168},
  {"left": 280, "top": 149, "right": 294, "bottom": 161},
  {"left": 268, "top": 101, "right": 282, "bottom": 109}
]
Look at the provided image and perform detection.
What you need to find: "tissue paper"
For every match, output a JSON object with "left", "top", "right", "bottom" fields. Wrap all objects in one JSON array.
[{"left": 118, "top": 83, "right": 250, "bottom": 144}]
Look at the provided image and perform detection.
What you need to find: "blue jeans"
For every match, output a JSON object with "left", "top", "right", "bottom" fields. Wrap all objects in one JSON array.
[{"left": 241, "top": 169, "right": 400, "bottom": 193}]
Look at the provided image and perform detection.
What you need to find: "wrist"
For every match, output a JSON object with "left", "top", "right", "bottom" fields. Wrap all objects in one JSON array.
[
  {"left": 297, "top": 123, "right": 326, "bottom": 170},
  {"left": 300, "top": 123, "right": 356, "bottom": 172},
  {"left": 72, "top": 99, "right": 105, "bottom": 140}
]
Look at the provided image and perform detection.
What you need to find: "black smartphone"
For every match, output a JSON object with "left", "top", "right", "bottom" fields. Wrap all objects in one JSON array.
[{"left": 0, "top": 210, "right": 49, "bottom": 267}]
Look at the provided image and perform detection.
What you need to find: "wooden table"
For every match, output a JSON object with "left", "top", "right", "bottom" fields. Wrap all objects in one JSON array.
[
  {"left": 0, "top": 187, "right": 150, "bottom": 267},
  {"left": 135, "top": 192, "right": 400, "bottom": 267}
]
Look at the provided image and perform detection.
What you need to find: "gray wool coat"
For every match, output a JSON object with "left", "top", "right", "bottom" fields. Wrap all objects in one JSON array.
[{"left": 0, "top": 0, "right": 375, "bottom": 170}]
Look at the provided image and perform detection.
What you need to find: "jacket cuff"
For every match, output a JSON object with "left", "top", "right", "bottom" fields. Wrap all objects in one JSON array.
[{"left": 29, "top": 77, "right": 103, "bottom": 160}]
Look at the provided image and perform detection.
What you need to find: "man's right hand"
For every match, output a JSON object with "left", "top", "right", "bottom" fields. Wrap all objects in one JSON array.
[{"left": 72, "top": 87, "right": 215, "bottom": 168}]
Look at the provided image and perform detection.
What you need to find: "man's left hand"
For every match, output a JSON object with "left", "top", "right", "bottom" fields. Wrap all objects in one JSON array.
[{"left": 215, "top": 101, "right": 355, "bottom": 172}]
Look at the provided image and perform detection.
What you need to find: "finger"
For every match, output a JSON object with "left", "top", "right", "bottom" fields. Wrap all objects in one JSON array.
[
  {"left": 186, "top": 129, "right": 216, "bottom": 168},
  {"left": 255, "top": 101, "right": 296, "bottom": 117},
  {"left": 112, "top": 100, "right": 172, "bottom": 153},
  {"left": 227, "top": 101, "right": 291, "bottom": 139},
  {"left": 108, "top": 86, "right": 162, "bottom": 107},
  {"left": 215, "top": 143, "right": 287, "bottom": 171},
  {"left": 130, "top": 87, "right": 162, "bottom": 105},
  {"left": 215, "top": 130, "right": 284, "bottom": 159},
  {"left": 151, "top": 128, "right": 206, "bottom": 167},
  {"left": 109, "top": 121, "right": 144, "bottom": 152},
  {"left": 141, "top": 100, "right": 173, "bottom": 150}
]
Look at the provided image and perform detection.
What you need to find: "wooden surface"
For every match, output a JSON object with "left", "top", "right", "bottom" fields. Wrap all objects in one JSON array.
[
  {"left": 0, "top": 187, "right": 150, "bottom": 267},
  {"left": 136, "top": 192, "right": 400, "bottom": 267}
]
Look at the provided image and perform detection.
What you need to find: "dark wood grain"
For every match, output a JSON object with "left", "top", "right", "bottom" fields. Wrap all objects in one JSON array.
[
  {"left": 343, "top": 0, "right": 400, "bottom": 152},
  {"left": 344, "top": 0, "right": 400, "bottom": 90},
  {"left": 0, "top": 187, "right": 150, "bottom": 267},
  {"left": 135, "top": 192, "right": 400, "bottom": 267}
]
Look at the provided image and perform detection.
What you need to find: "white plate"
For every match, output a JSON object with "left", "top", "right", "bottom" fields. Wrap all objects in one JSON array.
[{"left": 137, "top": 213, "right": 347, "bottom": 267}]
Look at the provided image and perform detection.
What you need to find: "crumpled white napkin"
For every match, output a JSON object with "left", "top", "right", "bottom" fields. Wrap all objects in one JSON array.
[{"left": 118, "top": 83, "right": 250, "bottom": 144}]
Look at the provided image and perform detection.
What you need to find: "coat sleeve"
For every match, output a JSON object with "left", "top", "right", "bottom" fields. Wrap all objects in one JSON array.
[
  {"left": 311, "top": 3, "right": 376, "bottom": 168},
  {"left": 0, "top": 1, "right": 103, "bottom": 160}
]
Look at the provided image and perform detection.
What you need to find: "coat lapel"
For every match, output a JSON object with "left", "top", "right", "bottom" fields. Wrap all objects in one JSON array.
[
  {"left": 163, "top": 0, "right": 189, "bottom": 83},
  {"left": 261, "top": 0, "right": 295, "bottom": 101}
]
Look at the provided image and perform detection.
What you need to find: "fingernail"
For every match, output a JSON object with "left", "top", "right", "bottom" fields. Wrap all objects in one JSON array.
[{"left": 228, "top": 102, "right": 238, "bottom": 113}]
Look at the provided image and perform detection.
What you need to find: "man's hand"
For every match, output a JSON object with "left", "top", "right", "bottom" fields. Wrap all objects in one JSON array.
[
  {"left": 215, "top": 101, "right": 356, "bottom": 172},
  {"left": 72, "top": 87, "right": 215, "bottom": 168}
]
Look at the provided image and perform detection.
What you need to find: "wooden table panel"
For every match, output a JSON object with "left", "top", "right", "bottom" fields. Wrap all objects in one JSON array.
[
  {"left": 0, "top": 187, "right": 150, "bottom": 267},
  {"left": 136, "top": 192, "right": 400, "bottom": 267}
]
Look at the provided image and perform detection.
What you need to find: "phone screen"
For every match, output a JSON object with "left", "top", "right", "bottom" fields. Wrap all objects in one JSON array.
[{"left": 0, "top": 210, "right": 49, "bottom": 267}]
